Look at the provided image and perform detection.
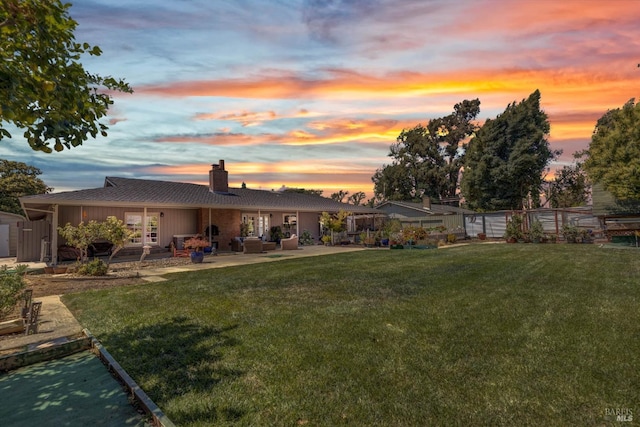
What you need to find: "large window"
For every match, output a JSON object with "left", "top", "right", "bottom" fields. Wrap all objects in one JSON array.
[
  {"left": 242, "top": 214, "right": 270, "bottom": 238},
  {"left": 125, "top": 212, "right": 158, "bottom": 246}
]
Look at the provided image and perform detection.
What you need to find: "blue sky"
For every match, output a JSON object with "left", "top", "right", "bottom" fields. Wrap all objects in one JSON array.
[{"left": 2, "top": 0, "right": 639, "bottom": 198}]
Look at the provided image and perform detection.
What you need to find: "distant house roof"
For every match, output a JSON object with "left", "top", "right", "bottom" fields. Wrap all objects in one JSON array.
[
  {"left": 375, "top": 200, "right": 474, "bottom": 217},
  {"left": 19, "top": 176, "right": 379, "bottom": 220}
]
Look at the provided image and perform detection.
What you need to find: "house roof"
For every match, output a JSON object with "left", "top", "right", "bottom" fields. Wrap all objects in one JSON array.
[
  {"left": 375, "top": 200, "right": 474, "bottom": 216},
  {"left": 591, "top": 182, "right": 640, "bottom": 217},
  {"left": 20, "top": 176, "right": 379, "bottom": 219}
]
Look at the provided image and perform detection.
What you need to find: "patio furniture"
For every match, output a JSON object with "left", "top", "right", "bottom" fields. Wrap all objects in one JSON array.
[
  {"left": 0, "top": 300, "right": 42, "bottom": 336},
  {"left": 171, "top": 243, "right": 190, "bottom": 257},
  {"left": 243, "top": 238, "right": 263, "bottom": 254},
  {"left": 231, "top": 237, "right": 243, "bottom": 252},
  {"left": 25, "top": 301, "right": 42, "bottom": 335},
  {"left": 21, "top": 289, "right": 33, "bottom": 318},
  {"left": 281, "top": 234, "right": 298, "bottom": 250},
  {"left": 262, "top": 242, "right": 277, "bottom": 251}
]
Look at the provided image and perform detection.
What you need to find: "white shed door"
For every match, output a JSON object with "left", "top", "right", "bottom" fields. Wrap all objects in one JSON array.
[{"left": 0, "top": 223, "right": 9, "bottom": 257}]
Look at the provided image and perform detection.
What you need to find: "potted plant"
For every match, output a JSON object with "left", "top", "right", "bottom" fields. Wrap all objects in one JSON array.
[
  {"left": 269, "top": 225, "right": 284, "bottom": 244},
  {"left": 504, "top": 214, "right": 524, "bottom": 243},
  {"left": 183, "top": 236, "right": 210, "bottom": 263},
  {"left": 528, "top": 219, "right": 545, "bottom": 243}
]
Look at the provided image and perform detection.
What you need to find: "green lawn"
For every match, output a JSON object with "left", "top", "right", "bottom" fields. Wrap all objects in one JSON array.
[{"left": 63, "top": 244, "right": 640, "bottom": 426}]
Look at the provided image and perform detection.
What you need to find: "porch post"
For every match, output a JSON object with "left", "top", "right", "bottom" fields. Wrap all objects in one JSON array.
[
  {"left": 143, "top": 207, "right": 148, "bottom": 245},
  {"left": 296, "top": 210, "right": 300, "bottom": 236},
  {"left": 51, "top": 204, "right": 59, "bottom": 265}
]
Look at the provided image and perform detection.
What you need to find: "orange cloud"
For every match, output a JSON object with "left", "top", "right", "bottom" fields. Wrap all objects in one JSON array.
[
  {"left": 194, "top": 110, "right": 277, "bottom": 127},
  {"left": 143, "top": 160, "right": 379, "bottom": 197}
]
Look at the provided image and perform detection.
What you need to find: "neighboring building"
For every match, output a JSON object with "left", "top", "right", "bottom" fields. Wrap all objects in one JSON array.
[
  {"left": 0, "top": 211, "right": 25, "bottom": 258},
  {"left": 18, "top": 160, "right": 380, "bottom": 263},
  {"left": 375, "top": 196, "right": 473, "bottom": 232},
  {"left": 591, "top": 182, "right": 640, "bottom": 242}
]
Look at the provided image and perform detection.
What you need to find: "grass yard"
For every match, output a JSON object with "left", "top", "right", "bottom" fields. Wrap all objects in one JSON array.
[{"left": 63, "top": 244, "right": 640, "bottom": 426}]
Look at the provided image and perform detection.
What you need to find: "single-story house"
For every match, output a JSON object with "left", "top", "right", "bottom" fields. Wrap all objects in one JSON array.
[
  {"left": 591, "top": 182, "right": 640, "bottom": 243},
  {"left": 18, "top": 160, "right": 381, "bottom": 263},
  {"left": 375, "top": 196, "right": 474, "bottom": 232},
  {"left": 0, "top": 211, "right": 26, "bottom": 258}
]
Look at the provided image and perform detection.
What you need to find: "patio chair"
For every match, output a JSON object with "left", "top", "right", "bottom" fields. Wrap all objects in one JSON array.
[
  {"left": 171, "top": 242, "right": 190, "bottom": 257},
  {"left": 243, "top": 238, "right": 263, "bottom": 254},
  {"left": 281, "top": 234, "right": 298, "bottom": 250},
  {"left": 25, "top": 301, "right": 42, "bottom": 335}
]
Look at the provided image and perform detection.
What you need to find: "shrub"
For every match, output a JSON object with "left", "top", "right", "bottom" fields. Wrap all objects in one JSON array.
[
  {"left": 402, "top": 226, "right": 428, "bottom": 243},
  {"left": 76, "top": 258, "right": 108, "bottom": 276},
  {"left": 504, "top": 214, "right": 525, "bottom": 240},
  {"left": 0, "top": 265, "right": 27, "bottom": 319},
  {"left": 447, "top": 233, "right": 457, "bottom": 244},
  {"left": 299, "top": 230, "right": 314, "bottom": 246}
]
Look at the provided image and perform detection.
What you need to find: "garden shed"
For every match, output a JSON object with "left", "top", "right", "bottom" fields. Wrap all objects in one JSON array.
[
  {"left": 591, "top": 183, "right": 640, "bottom": 244},
  {"left": 375, "top": 197, "right": 471, "bottom": 234}
]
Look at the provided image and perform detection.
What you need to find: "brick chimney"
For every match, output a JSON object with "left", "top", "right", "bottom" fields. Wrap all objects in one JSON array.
[
  {"left": 209, "top": 160, "right": 229, "bottom": 193},
  {"left": 422, "top": 195, "right": 431, "bottom": 210}
]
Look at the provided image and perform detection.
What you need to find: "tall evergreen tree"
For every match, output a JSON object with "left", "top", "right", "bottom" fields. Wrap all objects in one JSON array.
[
  {"left": 583, "top": 98, "right": 640, "bottom": 200},
  {"left": 461, "top": 90, "right": 558, "bottom": 211},
  {"left": 372, "top": 99, "right": 480, "bottom": 202}
]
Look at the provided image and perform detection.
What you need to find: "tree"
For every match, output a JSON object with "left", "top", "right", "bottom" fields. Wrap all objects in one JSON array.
[
  {"left": 461, "top": 90, "right": 558, "bottom": 211},
  {"left": 545, "top": 157, "right": 590, "bottom": 208},
  {"left": 58, "top": 221, "right": 101, "bottom": 263},
  {"left": 372, "top": 99, "right": 480, "bottom": 202},
  {"left": 0, "top": 0, "right": 132, "bottom": 152},
  {"left": 583, "top": 98, "right": 640, "bottom": 200},
  {"left": 347, "top": 191, "right": 366, "bottom": 206},
  {"left": 58, "top": 216, "right": 132, "bottom": 270},
  {"left": 330, "top": 190, "right": 349, "bottom": 202},
  {"left": 100, "top": 216, "right": 133, "bottom": 267},
  {"left": 282, "top": 188, "right": 323, "bottom": 196},
  {"left": 0, "top": 159, "right": 51, "bottom": 215},
  {"left": 320, "top": 210, "right": 351, "bottom": 244}
]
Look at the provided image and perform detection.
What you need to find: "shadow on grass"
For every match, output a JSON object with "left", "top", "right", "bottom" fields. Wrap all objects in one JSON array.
[{"left": 99, "top": 316, "right": 244, "bottom": 425}]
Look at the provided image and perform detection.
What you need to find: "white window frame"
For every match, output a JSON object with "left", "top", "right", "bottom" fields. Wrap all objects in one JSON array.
[{"left": 125, "top": 211, "right": 159, "bottom": 246}]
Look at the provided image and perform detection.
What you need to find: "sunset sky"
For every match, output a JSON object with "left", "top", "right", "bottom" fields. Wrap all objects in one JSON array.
[{"left": 2, "top": 0, "right": 639, "bottom": 199}]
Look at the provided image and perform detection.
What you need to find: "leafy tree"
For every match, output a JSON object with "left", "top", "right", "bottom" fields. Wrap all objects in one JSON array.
[
  {"left": 583, "top": 98, "right": 640, "bottom": 200},
  {"left": 100, "top": 216, "right": 133, "bottom": 267},
  {"left": 58, "top": 221, "right": 100, "bottom": 263},
  {"left": 282, "top": 188, "right": 323, "bottom": 196},
  {"left": 461, "top": 90, "right": 558, "bottom": 211},
  {"left": 372, "top": 99, "right": 480, "bottom": 202},
  {"left": 545, "top": 157, "right": 590, "bottom": 208},
  {"left": 58, "top": 216, "right": 132, "bottom": 271},
  {"left": 0, "top": 0, "right": 132, "bottom": 152},
  {"left": 347, "top": 191, "right": 366, "bottom": 206},
  {"left": 0, "top": 159, "right": 51, "bottom": 215},
  {"left": 320, "top": 209, "right": 351, "bottom": 244},
  {"left": 330, "top": 190, "right": 349, "bottom": 202}
]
